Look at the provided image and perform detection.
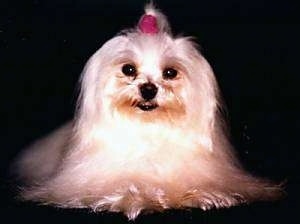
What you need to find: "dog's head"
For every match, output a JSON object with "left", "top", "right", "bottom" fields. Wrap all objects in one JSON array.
[{"left": 76, "top": 4, "right": 221, "bottom": 149}]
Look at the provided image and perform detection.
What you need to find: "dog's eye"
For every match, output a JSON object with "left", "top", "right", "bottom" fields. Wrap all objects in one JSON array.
[
  {"left": 122, "top": 64, "right": 137, "bottom": 77},
  {"left": 162, "top": 68, "right": 178, "bottom": 80}
]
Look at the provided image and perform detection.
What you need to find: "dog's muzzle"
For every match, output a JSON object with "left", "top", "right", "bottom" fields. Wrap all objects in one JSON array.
[{"left": 137, "top": 82, "right": 158, "bottom": 111}]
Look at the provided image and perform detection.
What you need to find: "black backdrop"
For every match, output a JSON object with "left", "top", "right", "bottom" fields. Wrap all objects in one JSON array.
[{"left": 1, "top": 0, "right": 299, "bottom": 223}]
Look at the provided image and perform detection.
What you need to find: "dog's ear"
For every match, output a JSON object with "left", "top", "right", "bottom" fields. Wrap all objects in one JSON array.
[
  {"left": 175, "top": 37, "right": 221, "bottom": 152},
  {"left": 194, "top": 55, "right": 220, "bottom": 152},
  {"left": 75, "top": 36, "right": 128, "bottom": 131}
]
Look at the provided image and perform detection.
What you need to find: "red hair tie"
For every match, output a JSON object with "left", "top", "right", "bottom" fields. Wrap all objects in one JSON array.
[{"left": 138, "top": 14, "right": 158, "bottom": 34}]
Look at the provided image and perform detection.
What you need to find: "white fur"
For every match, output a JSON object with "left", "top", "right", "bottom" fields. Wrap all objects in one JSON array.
[{"left": 14, "top": 4, "right": 282, "bottom": 220}]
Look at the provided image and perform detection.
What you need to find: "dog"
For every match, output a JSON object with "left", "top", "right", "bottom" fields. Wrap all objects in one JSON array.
[{"left": 14, "top": 4, "right": 282, "bottom": 220}]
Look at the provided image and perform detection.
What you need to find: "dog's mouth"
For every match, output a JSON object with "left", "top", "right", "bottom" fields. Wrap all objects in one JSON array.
[{"left": 136, "top": 101, "right": 158, "bottom": 111}]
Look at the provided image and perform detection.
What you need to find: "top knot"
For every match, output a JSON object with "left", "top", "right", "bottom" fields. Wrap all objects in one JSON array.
[
  {"left": 136, "top": 4, "right": 171, "bottom": 35},
  {"left": 138, "top": 14, "right": 159, "bottom": 34}
]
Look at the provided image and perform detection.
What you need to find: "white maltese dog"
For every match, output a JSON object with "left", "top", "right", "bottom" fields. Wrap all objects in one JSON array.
[{"left": 14, "top": 4, "right": 282, "bottom": 220}]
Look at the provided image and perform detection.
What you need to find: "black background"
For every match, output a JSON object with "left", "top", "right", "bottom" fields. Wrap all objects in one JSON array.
[{"left": 1, "top": 0, "right": 299, "bottom": 223}]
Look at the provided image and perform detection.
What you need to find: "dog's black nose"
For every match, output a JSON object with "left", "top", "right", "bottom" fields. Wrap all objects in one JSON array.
[{"left": 140, "top": 82, "right": 158, "bottom": 101}]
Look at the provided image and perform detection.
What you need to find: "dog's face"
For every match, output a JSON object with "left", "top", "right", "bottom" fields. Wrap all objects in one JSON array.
[
  {"left": 80, "top": 33, "right": 217, "bottom": 127},
  {"left": 105, "top": 34, "right": 189, "bottom": 123},
  {"left": 76, "top": 12, "right": 219, "bottom": 151}
]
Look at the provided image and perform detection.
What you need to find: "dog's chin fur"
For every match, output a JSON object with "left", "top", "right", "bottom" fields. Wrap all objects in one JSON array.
[{"left": 13, "top": 4, "right": 283, "bottom": 220}]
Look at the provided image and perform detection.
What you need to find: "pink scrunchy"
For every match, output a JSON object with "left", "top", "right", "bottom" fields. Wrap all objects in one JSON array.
[{"left": 138, "top": 14, "right": 158, "bottom": 34}]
